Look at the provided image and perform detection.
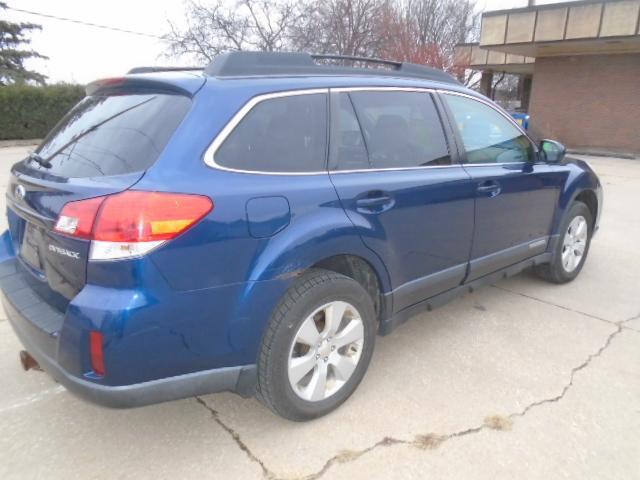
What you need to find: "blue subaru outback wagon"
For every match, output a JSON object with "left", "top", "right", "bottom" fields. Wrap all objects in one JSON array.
[{"left": 1, "top": 52, "right": 602, "bottom": 420}]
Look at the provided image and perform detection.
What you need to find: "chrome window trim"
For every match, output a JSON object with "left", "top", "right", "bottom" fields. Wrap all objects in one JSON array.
[
  {"left": 203, "top": 88, "right": 330, "bottom": 176},
  {"left": 203, "top": 86, "right": 518, "bottom": 176},
  {"left": 458, "top": 162, "right": 527, "bottom": 167},
  {"left": 330, "top": 164, "right": 464, "bottom": 174},
  {"left": 437, "top": 89, "right": 539, "bottom": 154},
  {"left": 331, "top": 86, "right": 436, "bottom": 94}
]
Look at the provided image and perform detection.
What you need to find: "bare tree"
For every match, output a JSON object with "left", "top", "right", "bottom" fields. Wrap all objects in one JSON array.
[
  {"left": 243, "top": 0, "right": 301, "bottom": 51},
  {"left": 165, "top": 0, "right": 479, "bottom": 75},
  {"left": 164, "top": 0, "right": 301, "bottom": 62},
  {"left": 380, "top": 0, "right": 479, "bottom": 74},
  {"left": 290, "top": 0, "right": 389, "bottom": 57}
]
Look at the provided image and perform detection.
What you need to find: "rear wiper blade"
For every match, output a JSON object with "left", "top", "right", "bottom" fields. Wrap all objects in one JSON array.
[{"left": 27, "top": 152, "right": 51, "bottom": 168}]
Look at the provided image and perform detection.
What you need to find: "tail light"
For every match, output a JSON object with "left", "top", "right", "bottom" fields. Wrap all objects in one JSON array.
[{"left": 54, "top": 191, "right": 213, "bottom": 260}]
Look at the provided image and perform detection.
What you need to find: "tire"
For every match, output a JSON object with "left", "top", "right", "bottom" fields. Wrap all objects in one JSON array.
[
  {"left": 535, "top": 201, "right": 593, "bottom": 284},
  {"left": 256, "top": 269, "right": 377, "bottom": 421}
]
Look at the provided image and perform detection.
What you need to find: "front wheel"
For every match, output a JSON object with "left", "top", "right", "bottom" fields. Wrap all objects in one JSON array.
[
  {"left": 256, "top": 269, "right": 376, "bottom": 421},
  {"left": 535, "top": 201, "right": 593, "bottom": 283}
]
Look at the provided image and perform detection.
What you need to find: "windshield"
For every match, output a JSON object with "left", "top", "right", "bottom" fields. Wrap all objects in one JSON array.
[{"left": 32, "top": 93, "right": 191, "bottom": 178}]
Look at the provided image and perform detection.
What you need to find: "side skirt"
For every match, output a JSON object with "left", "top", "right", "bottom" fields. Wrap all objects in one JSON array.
[{"left": 379, "top": 252, "right": 552, "bottom": 335}]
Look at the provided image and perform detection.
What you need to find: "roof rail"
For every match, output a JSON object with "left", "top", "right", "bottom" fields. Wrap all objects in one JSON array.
[
  {"left": 204, "top": 52, "right": 459, "bottom": 84},
  {"left": 127, "top": 66, "right": 204, "bottom": 74}
]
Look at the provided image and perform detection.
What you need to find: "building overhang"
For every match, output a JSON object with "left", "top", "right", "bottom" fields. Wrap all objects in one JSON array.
[
  {"left": 479, "top": 0, "right": 640, "bottom": 57},
  {"left": 455, "top": 43, "right": 535, "bottom": 74}
]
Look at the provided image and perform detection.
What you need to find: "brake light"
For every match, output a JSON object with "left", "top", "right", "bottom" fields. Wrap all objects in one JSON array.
[
  {"left": 54, "top": 191, "right": 213, "bottom": 260},
  {"left": 86, "top": 77, "right": 126, "bottom": 95}
]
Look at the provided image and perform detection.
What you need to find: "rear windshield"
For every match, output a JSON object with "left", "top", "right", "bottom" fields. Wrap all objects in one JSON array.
[{"left": 31, "top": 93, "right": 191, "bottom": 178}]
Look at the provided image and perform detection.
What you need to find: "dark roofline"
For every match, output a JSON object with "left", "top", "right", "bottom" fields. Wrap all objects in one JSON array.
[{"left": 203, "top": 52, "right": 459, "bottom": 84}]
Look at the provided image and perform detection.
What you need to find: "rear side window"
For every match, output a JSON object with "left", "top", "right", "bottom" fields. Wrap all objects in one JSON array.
[
  {"left": 215, "top": 93, "right": 328, "bottom": 173},
  {"left": 33, "top": 94, "right": 191, "bottom": 178},
  {"left": 346, "top": 91, "right": 451, "bottom": 169},
  {"left": 443, "top": 94, "right": 534, "bottom": 164}
]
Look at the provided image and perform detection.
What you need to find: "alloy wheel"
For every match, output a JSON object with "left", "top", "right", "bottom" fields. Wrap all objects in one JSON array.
[
  {"left": 561, "top": 215, "right": 588, "bottom": 273},
  {"left": 287, "top": 301, "right": 365, "bottom": 402}
]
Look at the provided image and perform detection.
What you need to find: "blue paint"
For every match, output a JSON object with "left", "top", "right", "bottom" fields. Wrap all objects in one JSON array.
[
  {"left": 246, "top": 196, "right": 291, "bottom": 238},
  {"left": 0, "top": 70, "right": 603, "bottom": 397}
]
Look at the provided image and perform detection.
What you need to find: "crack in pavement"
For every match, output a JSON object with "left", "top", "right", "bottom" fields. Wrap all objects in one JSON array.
[
  {"left": 195, "top": 396, "right": 275, "bottom": 479},
  {"left": 491, "top": 284, "right": 632, "bottom": 329},
  {"left": 195, "top": 312, "right": 639, "bottom": 480},
  {"left": 508, "top": 319, "right": 627, "bottom": 420},
  {"left": 299, "top": 315, "right": 637, "bottom": 480},
  {"left": 296, "top": 421, "right": 507, "bottom": 480},
  {"left": 493, "top": 286, "right": 640, "bottom": 338}
]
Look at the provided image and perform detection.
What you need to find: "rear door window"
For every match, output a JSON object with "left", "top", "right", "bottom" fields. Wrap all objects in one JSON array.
[
  {"left": 33, "top": 94, "right": 191, "bottom": 178},
  {"left": 215, "top": 93, "right": 328, "bottom": 173},
  {"left": 346, "top": 91, "right": 451, "bottom": 169}
]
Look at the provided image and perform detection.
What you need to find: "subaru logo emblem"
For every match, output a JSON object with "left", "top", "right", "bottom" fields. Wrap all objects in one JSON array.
[{"left": 15, "top": 184, "right": 26, "bottom": 201}]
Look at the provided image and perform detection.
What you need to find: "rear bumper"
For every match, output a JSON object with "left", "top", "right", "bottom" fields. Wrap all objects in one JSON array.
[{"left": 4, "top": 287, "right": 256, "bottom": 407}]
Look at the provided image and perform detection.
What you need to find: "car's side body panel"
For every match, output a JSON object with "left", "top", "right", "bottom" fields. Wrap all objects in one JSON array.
[
  {"left": 463, "top": 162, "right": 568, "bottom": 281},
  {"left": 330, "top": 166, "right": 476, "bottom": 312},
  {"left": 0, "top": 70, "right": 603, "bottom": 408}
]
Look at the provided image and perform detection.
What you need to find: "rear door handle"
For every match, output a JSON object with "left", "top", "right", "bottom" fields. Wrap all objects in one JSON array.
[
  {"left": 356, "top": 196, "right": 391, "bottom": 207},
  {"left": 477, "top": 180, "right": 501, "bottom": 197},
  {"left": 355, "top": 192, "right": 394, "bottom": 212}
]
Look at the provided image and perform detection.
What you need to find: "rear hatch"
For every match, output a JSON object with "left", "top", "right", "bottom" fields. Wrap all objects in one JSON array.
[{"left": 6, "top": 79, "right": 196, "bottom": 311}]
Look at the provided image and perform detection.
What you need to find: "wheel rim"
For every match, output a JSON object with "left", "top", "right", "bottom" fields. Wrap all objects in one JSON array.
[
  {"left": 287, "top": 301, "right": 364, "bottom": 402},
  {"left": 561, "top": 215, "right": 588, "bottom": 273}
]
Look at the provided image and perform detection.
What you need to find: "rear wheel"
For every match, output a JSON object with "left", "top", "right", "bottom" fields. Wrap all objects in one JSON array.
[
  {"left": 535, "top": 201, "right": 593, "bottom": 283},
  {"left": 256, "top": 269, "right": 376, "bottom": 421}
]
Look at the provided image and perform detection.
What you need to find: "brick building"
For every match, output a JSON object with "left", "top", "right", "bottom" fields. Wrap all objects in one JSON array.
[{"left": 455, "top": 0, "right": 640, "bottom": 156}]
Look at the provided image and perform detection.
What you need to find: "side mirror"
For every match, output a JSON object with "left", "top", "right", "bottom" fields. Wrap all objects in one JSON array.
[{"left": 539, "top": 139, "right": 566, "bottom": 163}]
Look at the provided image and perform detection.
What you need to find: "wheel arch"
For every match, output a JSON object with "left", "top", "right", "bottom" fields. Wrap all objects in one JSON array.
[
  {"left": 236, "top": 210, "right": 393, "bottom": 358},
  {"left": 553, "top": 163, "right": 601, "bottom": 236},
  {"left": 574, "top": 189, "right": 598, "bottom": 228},
  {"left": 244, "top": 209, "right": 393, "bottom": 305},
  {"left": 311, "top": 254, "right": 388, "bottom": 320}
]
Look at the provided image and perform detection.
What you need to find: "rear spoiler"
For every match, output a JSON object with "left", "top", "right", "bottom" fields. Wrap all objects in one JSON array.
[{"left": 86, "top": 75, "right": 205, "bottom": 97}]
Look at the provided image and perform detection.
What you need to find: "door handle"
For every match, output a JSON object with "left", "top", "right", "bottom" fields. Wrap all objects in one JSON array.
[
  {"left": 356, "top": 196, "right": 392, "bottom": 207},
  {"left": 355, "top": 192, "right": 394, "bottom": 212},
  {"left": 477, "top": 181, "right": 501, "bottom": 197}
]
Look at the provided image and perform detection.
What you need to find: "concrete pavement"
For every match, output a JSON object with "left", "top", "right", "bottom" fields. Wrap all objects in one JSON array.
[{"left": 0, "top": 146, "right": 638, "bottom": 479}]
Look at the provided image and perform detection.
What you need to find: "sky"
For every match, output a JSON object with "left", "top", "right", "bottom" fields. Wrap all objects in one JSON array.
[{"left": 3, "top": 0, "right": 583, "bottom": 84}]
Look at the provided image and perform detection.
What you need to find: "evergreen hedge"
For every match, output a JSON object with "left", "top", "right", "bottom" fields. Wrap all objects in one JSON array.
[{"left": 0, "top": 84, "right": 85, "bottom": 140}]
